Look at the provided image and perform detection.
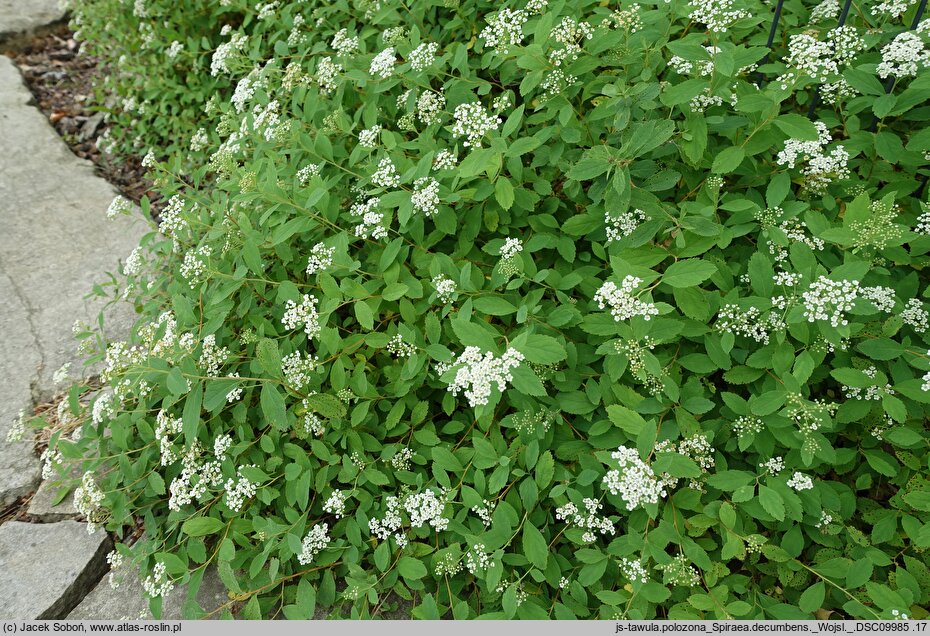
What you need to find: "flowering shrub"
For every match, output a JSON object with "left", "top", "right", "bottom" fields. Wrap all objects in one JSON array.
[{"left": 40, "top": 0, "right": 930, "bottom": 620}]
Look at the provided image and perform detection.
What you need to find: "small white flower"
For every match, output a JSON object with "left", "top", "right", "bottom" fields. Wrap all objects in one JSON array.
[
  {"left": 787, "top": 472, "right": 814, "bottom": 491},
  {"left": 594, "top": 276, "right": 659, "bottom": 322},
  {"left": 369, "top": 47, "right": 396, "bottom": 79}
]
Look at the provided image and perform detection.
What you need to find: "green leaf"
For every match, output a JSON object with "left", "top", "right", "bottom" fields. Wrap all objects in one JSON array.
[
  {"left": 261, "top": 383, "right": 288, "bottom": 430},
  {"left": 607, "top": 404, "right": 648, "bottom": 436},
  {"left": 495, "top": 178, "right": 515, "bottom": 210},
  {"left": 167, "top": 367, "right": 189, "bottom": 396},
  {"left": 354, "top": 300, "right": 374, "bottom": 330},
  {"left": 799, "top": 582, "right": 825, "bottom": 613},
  {"left": 182, "top": 381, "right": 203, "bottom": 445},
  {"left": 567, "top": 146, "right": 614, "bottom": 181},
  {"left": 256, "top": 338, "right": 282, "bottom": 377},
  {"left": 303, "top": 393, "right": 346, "bottom": 418},
  {"left": 663, "top": 259, "right": 717, "bottom": 288},
  {"left": 845, "top": 559, "right": 873, "bottom": 589},
  {"left": 397, "top": 556, "right": 427, "bottom": 581},
  {"left": 520, "top": 334, "right": 566, "bottom": 364},
  {"left": 774, "top": 114, "right": 821, "bottom": 141},
  {"left": 758, "top": 485, "right": 785, "bottom": 521},
  {"left": 535, "top": 450, "right": 554, "bottom": 489},
  {"left": 182, "top": 516, "right": 225, "bottom": 537},
  {"left": 903, "top": 491, "right": 930, "bottom": 512},
  {"left": 382, "top": 282, "right": 408, "bottom": 301},
  {"left": 711, "top": 146, "right": 745, "bottom": 174},
  {"left": 522, "top": 523, "right": 549, "bottom": 570}
]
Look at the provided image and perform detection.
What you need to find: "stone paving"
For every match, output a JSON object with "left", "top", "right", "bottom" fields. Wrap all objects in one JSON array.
[
  {"left": 0, "top": 2, "right": 156, "bottom": 619},
  {"left": 0, "top": 0, "right": 65, "bottom": 43}
]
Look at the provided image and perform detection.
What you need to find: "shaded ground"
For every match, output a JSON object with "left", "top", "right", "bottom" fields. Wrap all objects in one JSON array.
[{"left": 3, "top": 25, "right": 153, "bottom": 203}]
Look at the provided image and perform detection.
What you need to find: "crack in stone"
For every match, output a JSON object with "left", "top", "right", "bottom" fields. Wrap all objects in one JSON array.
[{"left": 0, "top": 255, "right": 46, "bottom": 403}]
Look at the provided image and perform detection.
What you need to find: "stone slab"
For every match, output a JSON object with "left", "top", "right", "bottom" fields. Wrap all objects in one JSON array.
[
  {"left": 27, "top": 472, "right": 79, "bottom": 521},
  {"left": 0, "top": 520, "right": 110, "bottom": 619},
  {"left": 0, "top": 0, "right": 66, "bottom": 43},
  {"left": 69, "top": 566, "right": 229, "bottom": 620},
  {"left": 0, "top": 55, "right": 145, "bottom": 508}
]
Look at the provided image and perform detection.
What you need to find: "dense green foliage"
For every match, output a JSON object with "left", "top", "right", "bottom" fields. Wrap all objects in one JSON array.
[{"left": 43, "top": 0, "right": 930, "bottom": 620}]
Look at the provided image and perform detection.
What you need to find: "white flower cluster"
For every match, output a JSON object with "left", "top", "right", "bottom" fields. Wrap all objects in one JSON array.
[
  {"left": 41, "top": 448, "right": 62, "bottom": 479},
  {"left": 775, "top": 122, "right": 849, "bottom": 192},
  {"left": 620, "top": 558, "right": 649, "bottom": 584},
  {"left": 480, "top": 8, "right": 527, "bottom": 54},
  {"left": 168, "top": 442, "right": 223, "bottom": 511},
  {"left": 432, "top": 149, "right": 458, "bottom": 171},
  {"left": 409, "top": 42, "right": 439, "bottom": 71},
  {"left": 297, "top": 163, "right": 322, "bottom": 185},
  {"left": 444, "top": 347, "right": 524, "bottom": 407},
  {"left": 351, "top": 197, "right": 387, "bottom": 240},
  {"left": 154, "top": 409, "right": 182, "bottom": 465},
  {"left": 451, "top": 102, "right": 501, "bottom": 148},
  {"left": 416, "top": 90, "right": 445, "bottom": 125},
  {"left": 606, "top": 209, "right": 648, "bottom": 243},
  {"left": 368, "top": 488, "right": 450, "bottom": 548},
  {"left": 860, "top": 286, "right": 896, "bottom": 312},
  {"left": 323, "top": 490, "right": 346, "bottom": 518},
  {"left": 733, "top": 415, "right": 763, "bottom": 438},
  {"left": 432, "top": 274, "right": 457, "bottom": 304},
  {"left": 602, "top": 446, "right": 673, "bottom": 510},
  {"left": 5, "top": 409, "right": 25, "bottom": 443},
  {"left": 371, "top": 157, "right": 400, "bottom": 188},
  {"left": 843, "top": 365, "right": 894, "bottom": 401},
  {"left": 211, "top": 32, "right": 247, "bottom": 76},
  {"left": 390, "top": 447, "right": 414, "bottom": 470},
  {"left": 594, "top": 276, "right": 659, "bottom": 322},
  {"left": 548, "top": 17, "right": 593, "bottom": 66},
  {"left": 224, "top": 465, "right": 259, "bottom": 512},
  {"left": 499, "top": 237, "right": 523, "bottom": 260},
  {"left": 142, "top": 562, "right": 175, "bottom": 599},
  {"left": 282, "top": 351, "right": 319, "bottom": 389},
  {"left": 73, "top": 471, "right": 106, "bottom": 533},
  {"left": 106, "top": 195, "right": 133, "bottom": 219},
  {"left": 601, "top": 4, "right": 643, "bottom": 31},
  {"left": 784, "top": 33, "right": 837, "bottom": 83},
  {"left": 877, "top": 32, "right": 930, "bottom": 79},
  {"left": 316, "top": 57, "right": 342, "bottom": 94},
  {"left": 214, "top": 434, "right": 232, "bottom": 461},
  {"left": 297, "top": 523, "right": 331, "bottom": 565},
  {"left": 716, "top": 304, "right": 785, "bottom": 345},
  {"left": 369, "top": 47, "right": 396, "bottom": 78},
  {"left": 829, "top": 25, "right": 866, "bottom": 65},
  {"left": 787, "top": 472, "right": 814, "bottom": 491},
  {"left": 810, "top": 0, "right": 839, "bottom": 20},
  {"left": 873, "top": 0, "right": 918, "bottom": 18},
  {"left": 555, "top": 498, "right": 616, "bottom": 543},
  {"left": 282, "top": 294, "right": 322, "bottom": 338},
  {"left": 801, "top": 276, "right": 859, "bottom": 327},
  {"left": 901, "top": 298, "right": 929, "bottom": 331},
  {"left": 358, "top": 125, "right": 381, "bottom": 149},
  {"left": 464, "top": 544, "right": 496, "bottom": 574},
  {"left": 331, "top": 28, "right": 359, "bottom": 56},
  {"left": 471, "top": 499, "right": 495, "bottom": 526},
  {"left": 411, "top": 177, "right": 440, "bottom": 217},
  {"left": 106, "top": 550, "right": 125, "bottom": 589},
  {"left": 689, "top": 0, "right": 749, "bottom": 32},
  {"left": 306, "top": 242, "right": 335, "bottom": 275},
  {"left": 198, "top": 334, "right": 228, "bottom": 376},
  {"left": 387, "top": 334, "right": 416, "bottom": 358}
]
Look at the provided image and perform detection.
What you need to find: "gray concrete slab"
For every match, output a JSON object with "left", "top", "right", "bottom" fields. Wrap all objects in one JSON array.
[
  {"left": 69, "top": 566, "right": 230, "bottom": 620},
  {"left": 0, "top": 520, "right": 110, "bottom": 619},
  {"left": 0, "top": 0, "right": 66, "bottom": 42},
  {"left": 0, "top": 55, "right": 145, "bottom": 508}
]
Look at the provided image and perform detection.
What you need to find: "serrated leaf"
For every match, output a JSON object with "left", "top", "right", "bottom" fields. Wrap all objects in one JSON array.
[{"left": 662, "top": 259, "right": 717, "bottom": 288}]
